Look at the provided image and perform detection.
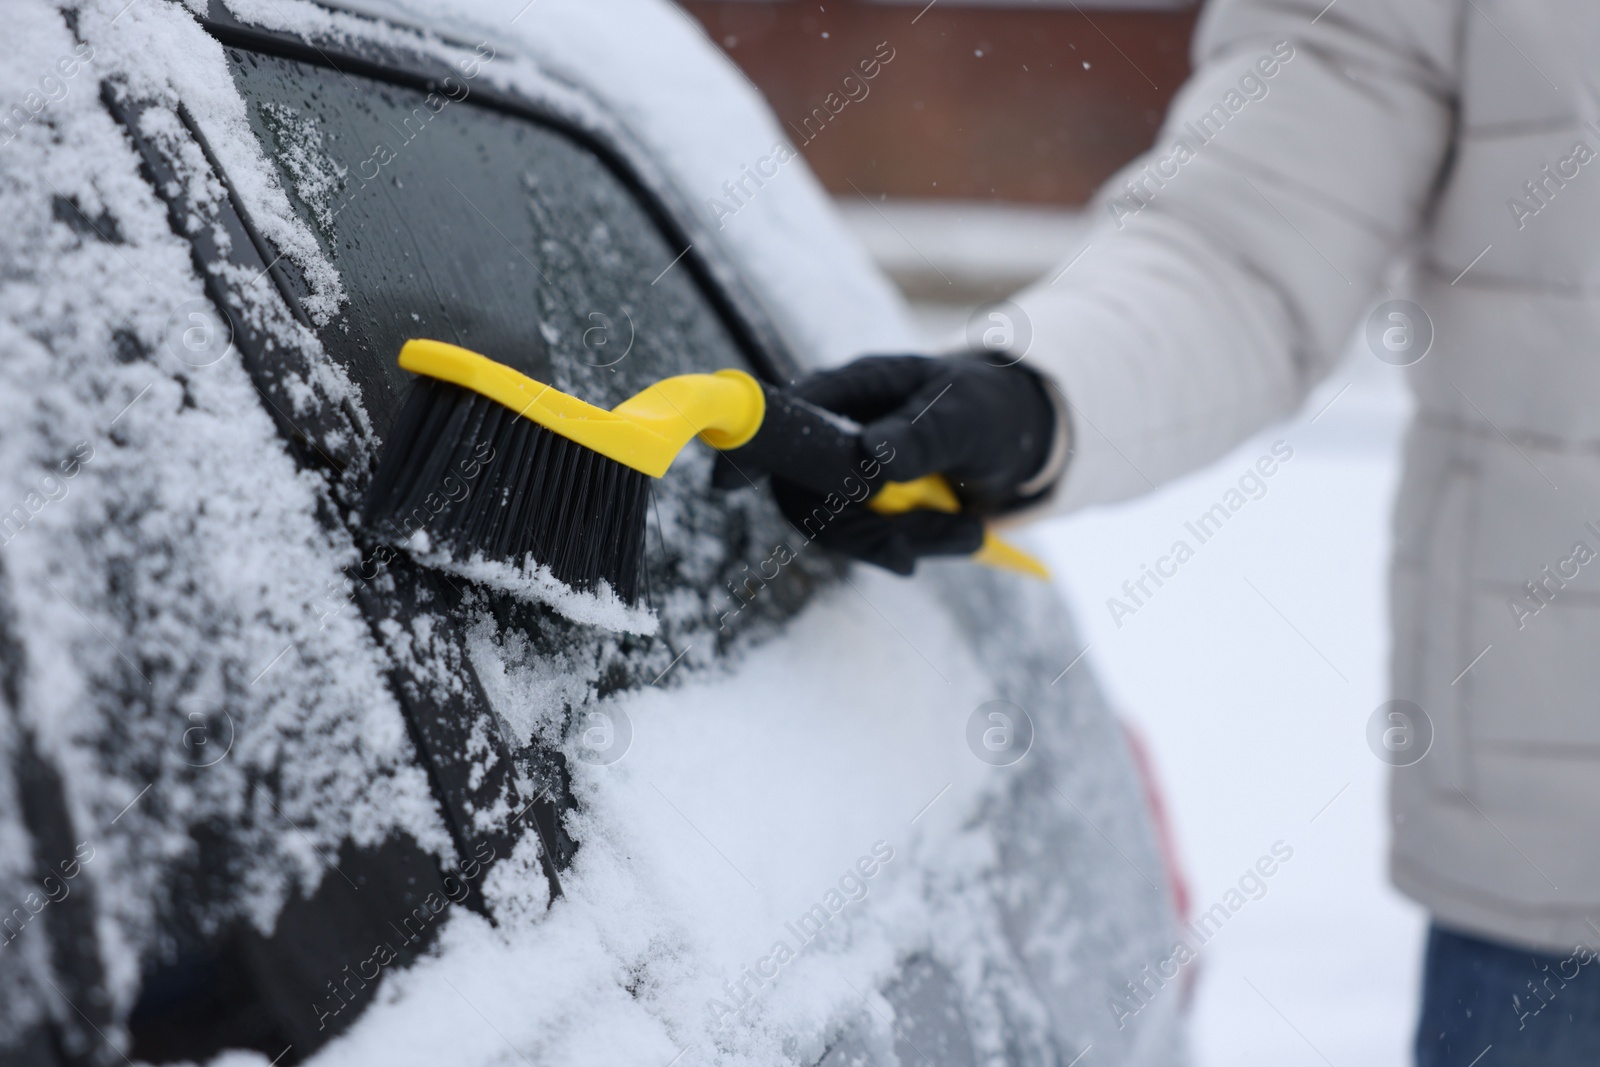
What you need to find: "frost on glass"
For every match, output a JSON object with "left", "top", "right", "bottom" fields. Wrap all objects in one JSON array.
[{"left": 257, "top": 101, "right": 348, "bottom": 231}]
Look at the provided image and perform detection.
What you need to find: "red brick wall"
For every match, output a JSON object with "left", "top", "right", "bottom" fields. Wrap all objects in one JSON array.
[{"left": 680, "top": 1, "right": 1198, "bottom": 204}]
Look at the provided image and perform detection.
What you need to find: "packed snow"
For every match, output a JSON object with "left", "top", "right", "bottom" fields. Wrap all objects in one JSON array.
[{"left": 408, "top": 537, "right": 661, "bottom": 636}]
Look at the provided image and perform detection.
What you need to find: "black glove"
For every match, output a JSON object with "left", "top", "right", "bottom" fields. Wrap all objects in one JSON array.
[{"left": 771, "top": 354, "right": 1062, "bottom": 575}]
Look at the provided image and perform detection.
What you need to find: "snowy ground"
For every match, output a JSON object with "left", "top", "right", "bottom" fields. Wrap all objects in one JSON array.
[{"left": 853, "top": 199, "right": 1430, "bottom": 1067}]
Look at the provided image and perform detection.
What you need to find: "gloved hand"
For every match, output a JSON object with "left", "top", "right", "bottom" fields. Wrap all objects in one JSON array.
[{"left": 771, "top": 354, "right": 1065, "bottom": 575}]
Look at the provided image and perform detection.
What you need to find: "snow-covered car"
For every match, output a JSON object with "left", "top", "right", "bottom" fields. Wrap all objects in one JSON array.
[{"left": 0, "top": 1, "right": 1185, "bottom": 1064}]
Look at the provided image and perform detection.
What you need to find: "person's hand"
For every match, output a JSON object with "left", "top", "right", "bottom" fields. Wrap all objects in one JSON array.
[{"left": 771, "top": 354, "right": 1064, "bottom": 575}]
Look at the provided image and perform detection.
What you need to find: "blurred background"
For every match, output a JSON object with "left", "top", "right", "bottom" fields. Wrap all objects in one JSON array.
[
  {"left": 683, "top": 0, "right": 1194, "bottom": 319},
  {"left": 677, "top": 2, "right": 1427, "bottom": 1064}
]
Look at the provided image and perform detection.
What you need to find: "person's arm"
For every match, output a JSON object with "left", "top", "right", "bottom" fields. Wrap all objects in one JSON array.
[
  {"left": 773, "top": 0, "right": 1462, "bottom": 574},
  {"left": 1016, "top": 0, "right": 1462, "bottom": 511}
]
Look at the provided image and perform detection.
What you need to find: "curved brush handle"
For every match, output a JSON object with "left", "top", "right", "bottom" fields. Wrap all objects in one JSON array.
[
  {"left": 721, "top": 385, "right": 1051, "bottom": 581},
  {"left": 867, "top": 475, "right": 1051, "bottom": 581}
]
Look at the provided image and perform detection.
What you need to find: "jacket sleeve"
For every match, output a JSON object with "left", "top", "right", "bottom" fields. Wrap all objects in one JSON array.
[{"left": 1013, "top": 0, "right": 1463, "bottom": 512}]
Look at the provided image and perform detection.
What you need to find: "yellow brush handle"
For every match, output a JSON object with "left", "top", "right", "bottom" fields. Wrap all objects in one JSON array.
[
  {"left": 399, "top": 339, "right": 765, "bottom": 477},
  {"left": 867, "top": 475, "right": 1051, "bottom": 581}
]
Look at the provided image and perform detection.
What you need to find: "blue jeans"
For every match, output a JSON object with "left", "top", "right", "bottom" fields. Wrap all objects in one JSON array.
[{"left": 1417, "top": 924, "right": 1600, "bottom": 1066}]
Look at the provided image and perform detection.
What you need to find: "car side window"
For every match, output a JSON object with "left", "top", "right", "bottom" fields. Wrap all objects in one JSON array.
[{"left": 226, "top": 47, "right": 839, "bottom": 662}]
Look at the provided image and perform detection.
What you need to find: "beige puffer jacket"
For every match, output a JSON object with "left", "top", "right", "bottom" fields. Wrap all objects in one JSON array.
[{"left": 1015, "top": 0, "right": 1600, "bottom": 952}]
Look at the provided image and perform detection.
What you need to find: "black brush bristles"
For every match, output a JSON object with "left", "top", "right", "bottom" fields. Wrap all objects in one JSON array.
[{"left": 363, "top": 377, "right": 651, "bottom": 604}]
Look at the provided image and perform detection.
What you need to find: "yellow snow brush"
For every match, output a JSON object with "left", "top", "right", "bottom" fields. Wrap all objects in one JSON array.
[{"left": 362, "top": 339, "right": 1049, "bottom": 604}]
